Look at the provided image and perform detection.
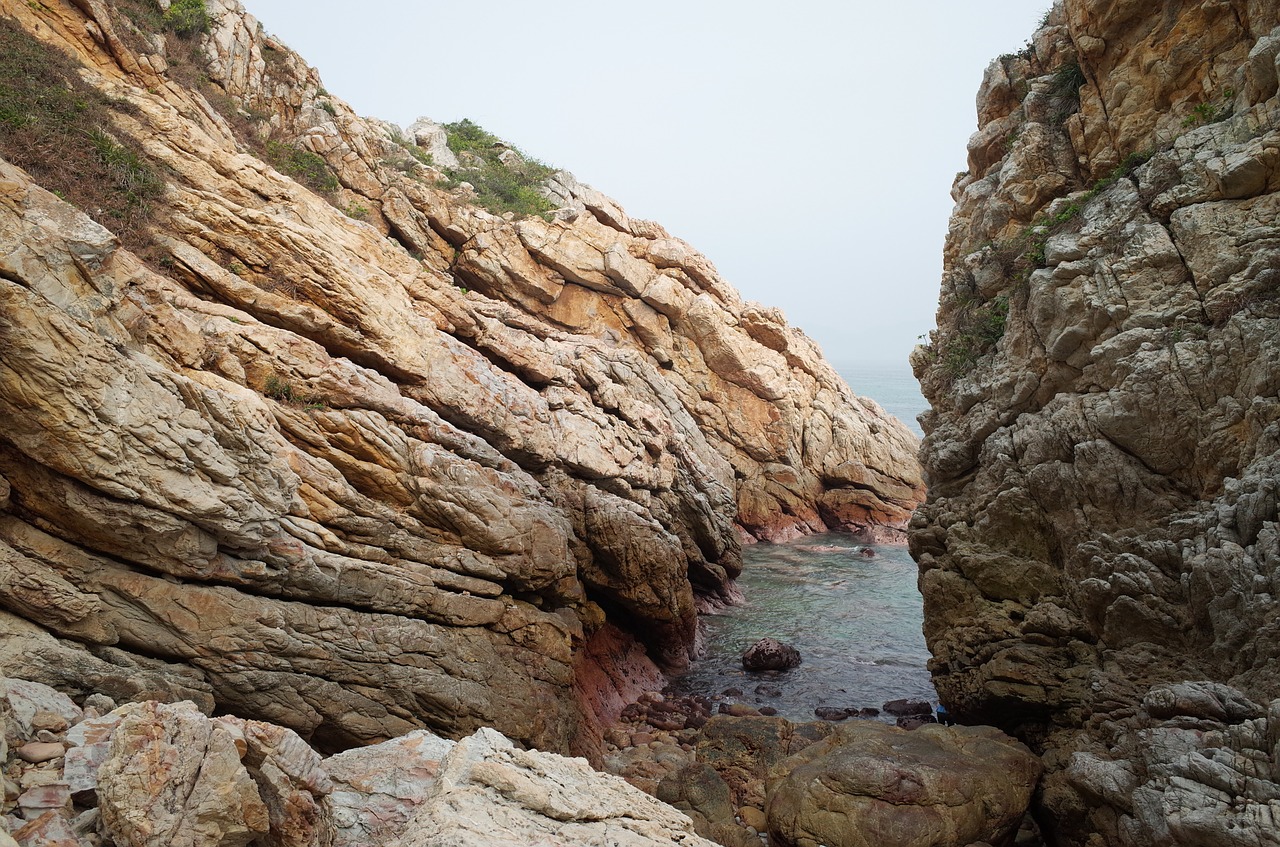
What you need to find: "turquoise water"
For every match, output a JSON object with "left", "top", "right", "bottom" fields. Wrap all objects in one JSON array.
[
  {"left": 671, "top": 534, "right": 936, "bottom": 721},
  {"left": 837, "top": 363, "right": 926, "bottom": 438},
  {"left": 667, "top": 366, "right": 935, "bottom": 721}
]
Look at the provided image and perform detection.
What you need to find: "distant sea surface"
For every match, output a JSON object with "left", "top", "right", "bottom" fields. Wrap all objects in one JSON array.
[{"left": 836, "top": 363, "right": 927, "bottom": 438}]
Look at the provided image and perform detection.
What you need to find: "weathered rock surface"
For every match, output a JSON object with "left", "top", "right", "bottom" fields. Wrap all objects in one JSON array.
[
  {"left": 766, "top": 722, "right": 1040, "bottom": 847},
  {"left": 0, "top": 680, "right": 726, "bottom": 847},
  {"left": 914, "top": 1, "right": 1280, "bottom": 844},
  {"left": 385, "top": 727, "right": 718, "bottom": 847},
  {"left": 0, "top": 0, "right": 922, "bottom": 756}
]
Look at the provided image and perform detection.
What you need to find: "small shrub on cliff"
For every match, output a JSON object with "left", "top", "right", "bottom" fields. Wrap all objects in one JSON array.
[
  {"left": 163, "top": 0, "right": 209, "bottom": 38},
  {"left": 941, "top": 295, "right": 1009, "bottom": 375},
  {"left": 439, "top": 118, "right": 556, "bottom": 219},
  {"left": 1181, "top": 91, "right": 1234, "bottom": 128},
  {"left": 1048, "top": 61, "right": 1086, "bottom": 125},
  {"left": 263, "top": 374, "right": 328, "bottom": 409},
  {"left": 265, "top": 140, "right": 340, "bottom": 194}
]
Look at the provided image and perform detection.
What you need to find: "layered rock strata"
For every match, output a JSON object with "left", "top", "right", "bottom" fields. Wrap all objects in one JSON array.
[
  {"left": 913, "top": 1, "right": 1280, "bottom": 843},
  {"left": 0, "top": 0, "right": 922, "bottom": 756}
]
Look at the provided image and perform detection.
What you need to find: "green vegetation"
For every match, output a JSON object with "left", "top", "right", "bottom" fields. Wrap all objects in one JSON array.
[
  {"left": 342, "top": 200, "right": 369, "bottom": 220},
  {"left": 439, "top": 118, "right": 556, "bottom": 219},
  {"left": 941, "top": 294, "right": 1009, "bottom": 375},
  {"left": 990, "top": 148, "right": 1154, "bottom": 281},
  {"left": 0, "top": 16, "right": 162, "bottom": 241},
  {"left": 1049, "top": 61, "right": 1085, "bottom": 125},
  {"left": 263, "top": 375, "right": 328, "bottom": 409},
  {"left": 1180, "top": 88, "right": 1235, "bottom": 128},
  {"left": 998, "top": 41, "right": 1035, "bottom": 63},
  {"left": 163, "top": 0, "right": 208, "bottom": 37},
  {"left": 387, "top": 129, "right": 434, "bottom": 170},
  {"left": 264, "top": 140, "right": 340, "bottom": 194}
]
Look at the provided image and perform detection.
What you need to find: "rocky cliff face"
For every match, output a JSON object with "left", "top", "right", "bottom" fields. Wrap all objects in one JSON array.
[
  {"left": 913, "top": 0, "right": 1280, "bottom": 843},
  {"left": 0, "top": 0, "right": 922, "bottom": 758}
]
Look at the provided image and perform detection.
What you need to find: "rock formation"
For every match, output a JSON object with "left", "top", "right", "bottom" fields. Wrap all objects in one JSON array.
[
  {"left": 0, "top": 674, "right": 719, "bottom": 847},
  {"left": 913, "top": 1, "right": 1280, "bottom": 843},
  {"left": 0, "top": 0, "right": 921, "bottom": 757},
  {"left": 766, "top": 722, "right": 1041, "bottom": 847}
]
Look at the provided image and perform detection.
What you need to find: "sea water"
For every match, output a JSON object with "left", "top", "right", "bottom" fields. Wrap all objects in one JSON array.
[
  {"left": 667, "top": 364, "right": 936, "bottom": 720},
  {"left": 670, "top": 535, "right": 937, "bottom": 720},
  {"left": 837, "top": 363, "right": 927, "bottom": 438}
]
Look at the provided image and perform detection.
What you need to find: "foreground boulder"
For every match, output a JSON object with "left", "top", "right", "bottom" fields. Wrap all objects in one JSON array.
[
  {"left": 95, "top": 701, "right": 330, "bottom": 847},
  {"left": 387, "top": 728, "right": 717, "bottom": 847},
  {"left": 766, "top": 722, "right": 1041, "bottom": 847},
  {"left": 0, "top": 680, "right": 718, "bottom": 847}
]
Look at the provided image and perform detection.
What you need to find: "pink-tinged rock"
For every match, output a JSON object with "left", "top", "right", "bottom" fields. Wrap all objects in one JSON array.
[
  {"left": 96, "top": 701, "right": 270, "bottom": 847},
  {"left": 214, "top": 716, "right": 334, "bottom": 847},
  {"left": 16, "top": 782, "right": 72, "bottom": 816},
  {"left": 323, "top": 729, "right": 454, "bottom": 847},
  {"left": 11, "top": 810, "right": 86, "bottom": 847},
  {"left": 63, "top": 711, "right": 124, "bottom": 794},
  {"left": 4, "top": 680, "right": 81, "bottom": 743},
  {"left": 16, "top": 741, "right": 64, "bottom": 763}
]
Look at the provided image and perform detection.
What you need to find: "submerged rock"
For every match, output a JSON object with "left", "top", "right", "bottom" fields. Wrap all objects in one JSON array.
[{"left": 741, "top": 638, "right": 802, "bottom": 672}]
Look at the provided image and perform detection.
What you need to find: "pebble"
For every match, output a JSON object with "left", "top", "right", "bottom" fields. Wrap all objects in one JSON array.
[
  {"left": 738, "top": 805, "right": 768, "bottom": 832},
  {"left": 17, "top": 742, "right": 66, "bottom": 764},
  {"left": 30, "top": 709, "right": 69, "bottom": 734},
  {"left": 18, "top": 783, "right": 72, "bottom": 815},
  {"left": 20, "top": 765, "right": 64, "bottom": 790}
]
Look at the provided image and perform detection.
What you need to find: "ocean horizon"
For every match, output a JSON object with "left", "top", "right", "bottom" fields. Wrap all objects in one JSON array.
[{"left": 835, "top": 362, "right": 927, "bottom": 439}]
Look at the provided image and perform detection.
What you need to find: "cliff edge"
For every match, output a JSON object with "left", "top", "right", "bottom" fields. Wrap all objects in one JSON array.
[
  {"left": 913, "top": 0, "right": 1280, "bottom": 843},
  {"left": 0, "top": 0, "right": 922, "bottom": 758}
]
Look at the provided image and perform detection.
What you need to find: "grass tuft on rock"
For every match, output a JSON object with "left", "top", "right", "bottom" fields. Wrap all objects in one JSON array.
[{"left": 0, "top": 16, "right": 162, "bottom": 241}]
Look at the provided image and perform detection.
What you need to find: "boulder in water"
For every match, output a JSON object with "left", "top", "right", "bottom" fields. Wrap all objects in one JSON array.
[
  {"left": 742, "top": 638, "right": 802, "bottom": 672},
  {"left": 882, "top": 698, "right": 932, "bottom": 717}
]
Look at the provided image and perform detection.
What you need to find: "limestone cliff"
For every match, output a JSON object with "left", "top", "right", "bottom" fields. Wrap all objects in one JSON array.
[
  {"left": 0, "top": 0, "right": 922, "bottom": 757},
  {"left": 913, "top": 1, "right": 1280, "bottom": 843}
]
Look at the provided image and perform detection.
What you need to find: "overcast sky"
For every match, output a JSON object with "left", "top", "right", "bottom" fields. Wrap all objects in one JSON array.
[{"left": 244, "top": 1, "right": 1047, "bottom": 372}]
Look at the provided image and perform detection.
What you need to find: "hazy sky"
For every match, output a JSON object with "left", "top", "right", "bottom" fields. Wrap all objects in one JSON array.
[{"left": 244, "top": 1, "right": 1046, "bottom": 371}]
